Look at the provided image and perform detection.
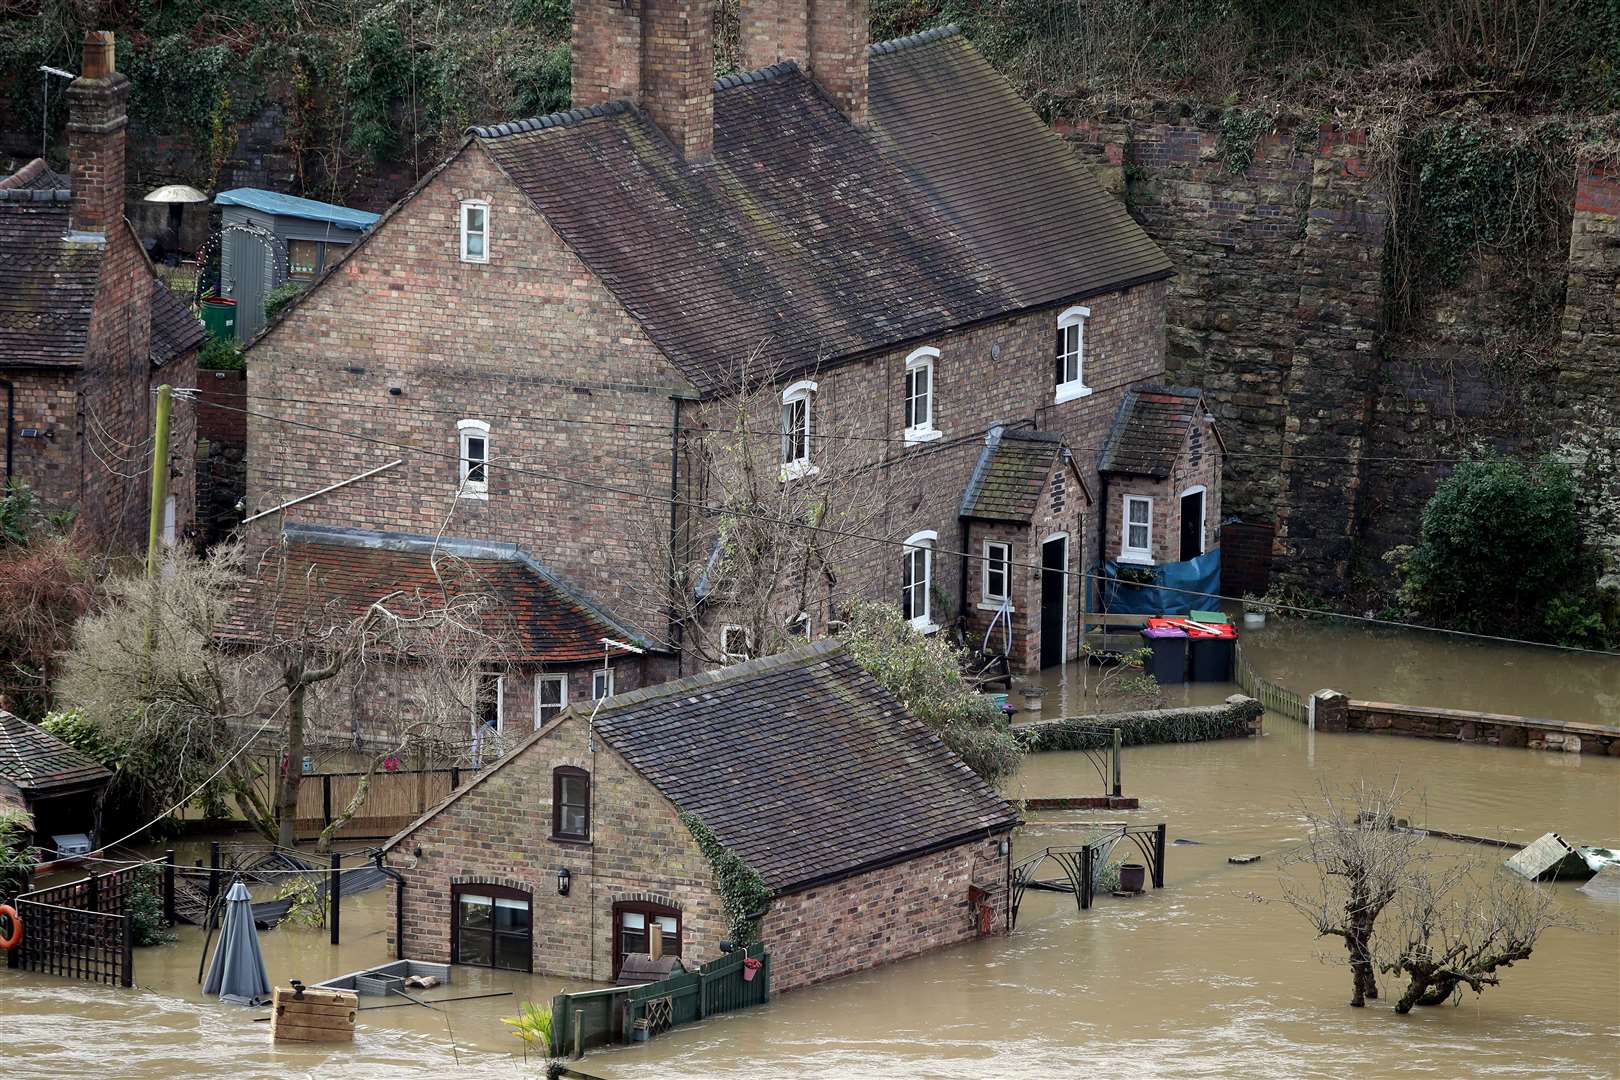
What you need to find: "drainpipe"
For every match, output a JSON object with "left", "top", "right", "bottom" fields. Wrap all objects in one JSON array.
[
  {"left": 1097, "top": 472, "right": 1110, "bottom": 613},
  {"left": 372, "top": 850, "right": 405, "bottom": 961},
  {"left": 667, "top": 397, "right": 684, "bottom": 675},
  {"left": 957, "top": 518, "right": 970, "bottom": 629},
  {"left": 0, "top": 379, "right": 12, "bottom": 485}
]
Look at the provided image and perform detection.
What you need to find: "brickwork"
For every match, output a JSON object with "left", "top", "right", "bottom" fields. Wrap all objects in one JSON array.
[
  {"left": 4, "top": 374, "right": 80, "bottom": 508},
  {"left": 641, "top": 0, "right": 715, "bottom": 160},
  {"left": 1314, "top": 691, "right": 1620, "bottom": 756},
  {"left": 761, "top": 835, "right": 1008, "bottom": 992},
  {"left": 387, "top": 711, "right": 731, "bottom": 979},
  {"left": 245, "top": 142, "right": 690, "bottom": 641},
  {"left": 572, "top": 0, "right": 644, "bottom": 109},
  {"left": 196, "top": 370, "right": 246, "bottom": 447},
  {"left": 1103, "top": 421, "right": 1221, "bottom": 566},
  {"left": 65, "top": 34, "right": 128, "bottom": 237},
  {"left": 805, "top": 0, "right": 868, "bottom": 126},
  {"left": 739, "top": 0, "right": 809, "bottom": 70},
  {"left": 1219, "top": 520, "right": 1274, "bottom": 596}
]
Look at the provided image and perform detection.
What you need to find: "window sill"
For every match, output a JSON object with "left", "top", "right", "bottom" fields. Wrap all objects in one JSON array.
[
  {"left": 977, "top": 601, "right": 1015, "bottom": 613},
  {"left": 903, "top": 427, "right": 943, "bottom": 447},
  {"left": 908, "top": 618, "right": 941, "bottom": 635},
  {"left": 1117, "top": 554, "right": 1154, "bottom": 566},
  {"left": 459, "top": 255, "right": 489, "bottom": 265},
  {"left": 779, "top": 461, "right": 820, "bottom": 482},
  {"left": 1054, "top": 383, "right": 1094, "bottom": 405},
  {"left": 458, "top": 489, "right": 489, "bottom": 501},
  {"left": 549, "top": 835, "right": 592, "bottom": 847}
]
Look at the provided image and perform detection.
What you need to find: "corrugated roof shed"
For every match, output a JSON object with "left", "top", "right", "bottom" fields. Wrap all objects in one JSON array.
[
  {"left": 224, "top": 526, "right": 651, "bottom": 661},
  {"left": 214, "top": 188, "right": 380, "bottom": 230},
  {"left": 1098, "top": 385, "right": 1210, "bottom": 479},
  {"left": 470, "top": 28, "right": 1169, "bottom": 396},
  {"left": 0, "top": 710, "right": 112, "bottom": 796}
]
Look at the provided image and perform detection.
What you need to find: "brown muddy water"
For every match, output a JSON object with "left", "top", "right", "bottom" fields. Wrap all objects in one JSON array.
[{"left": 2, "top": 628, "right": 1618, "bottom": 1078}]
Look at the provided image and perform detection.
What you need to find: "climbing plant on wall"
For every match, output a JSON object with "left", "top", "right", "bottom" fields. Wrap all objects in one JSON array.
[{"left": 680, "top": 812, "right": 772, "bottom": 947}]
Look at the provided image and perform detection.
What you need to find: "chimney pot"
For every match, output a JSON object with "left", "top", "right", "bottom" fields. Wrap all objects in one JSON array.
[{"left": 82, "top": 30, "right": 116, "bottom": 80}]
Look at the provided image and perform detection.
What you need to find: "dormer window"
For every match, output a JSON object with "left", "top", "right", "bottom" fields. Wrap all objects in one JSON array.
[
  {"left": 780, "top": 380, "right": 819, "bottom": 480},
  {"left": 458, "top": 419, "right": 490, "bottom": 499},
  {"left": 1055, "top": 306, "right": 1091, "bottom": 404},
  {"left": 460, "top": 200, "right": 490, "bottom": 263},
  {"left": 903, "top": 347, "right": 942, "bottom": 445}
]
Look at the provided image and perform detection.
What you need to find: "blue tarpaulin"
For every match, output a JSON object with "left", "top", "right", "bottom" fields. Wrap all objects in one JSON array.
[{"left": 1094, "top": 548, "right": 1222, "bottom": 616}]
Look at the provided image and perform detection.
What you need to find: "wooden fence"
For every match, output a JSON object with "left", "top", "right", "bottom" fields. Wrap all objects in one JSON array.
[
  {"left": 248, "top": 765, "right": 462, "bottom": 841},
  {"left": 551, "top": 946, "right": 771, "bottom": 1056},
  {"left": 5, "top": 859, "right": 175, "bottom": 987},
  {"left": 1233, "top": 640, "right": 1309, "bottom": 724}
]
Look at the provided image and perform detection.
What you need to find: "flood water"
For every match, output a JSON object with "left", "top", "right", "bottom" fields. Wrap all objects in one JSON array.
[{"left": 2, "top": 627, "right": 1617, "bottom": 1078}]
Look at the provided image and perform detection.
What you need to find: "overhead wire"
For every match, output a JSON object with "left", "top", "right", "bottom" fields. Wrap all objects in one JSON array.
[{"left": 189, "top": 395, "right": 1620, "bottom": 657}]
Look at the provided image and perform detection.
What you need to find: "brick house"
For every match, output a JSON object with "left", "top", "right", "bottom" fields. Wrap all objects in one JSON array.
[
  {"left": 381, "top": 640, "right": 1018, "bottom": 991},
  {"left": 0, "top": 32, "right": 201, "bottom": 551},
  {"left": 245, "top": 1, "right": 1208, "bottom": 678},
  {"left": 1097, "top": 385, "right": 1225, "bottom": 567}
]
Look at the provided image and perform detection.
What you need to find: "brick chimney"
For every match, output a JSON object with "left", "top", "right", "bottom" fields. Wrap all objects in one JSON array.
[
  {"left": 806, "top": 0, "right": 868, "bottom": 127},
  {"left": 65, "top": 30, "right": 130, "bottom": 236},
  {"left": 739, "top": 0, "right": 808, "bottom": 72},
  {"left": 573, "top": 0, "right": 713, "bottom": 163}
]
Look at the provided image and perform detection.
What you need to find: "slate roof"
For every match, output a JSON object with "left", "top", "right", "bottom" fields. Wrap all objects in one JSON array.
[
  {"left": 960, "top": 426, "right": 1078, "bottom": 522},
  {"left": 149, "top": 279, "right": 205, "bottom": 367},
  {"left": 215, "top": 188, "right": 380, "bottom": 230},
  {"left": 0, "top": 710, "right": 112, "bottom": 796},
  {"left": 223, "top": 525, "right": 652, "bottom": 662},
  {"left": 469, "top": 29, "right": 1169, "bottom": 397},
  {"left": 0, "top": 197, "right": 101, "bottom": 368},
  {"left": 1098, "top": 385, "right": 1213, "bottom": 479},
  {"left": 590, "top": 641, "right": 1019, "bottom": 892},
  {"left": 0, "top": 158, "right": 71, "bottom": 191}
]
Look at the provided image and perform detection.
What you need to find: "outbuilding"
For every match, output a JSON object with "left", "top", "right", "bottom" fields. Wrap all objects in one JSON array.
[
  {"left": 214, "top": 188, "right": 378, "bottom": 342},
  {"left": 0, "top": 710, "right": 112, "bottom": 857},
  {"left": 382, "top": 640, "right": 1019, "bottom": 992}
]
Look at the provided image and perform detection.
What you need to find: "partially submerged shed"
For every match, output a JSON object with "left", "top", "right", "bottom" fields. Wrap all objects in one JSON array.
[{"left": 0, "top": 710, "right": 111, "bottom": 853}]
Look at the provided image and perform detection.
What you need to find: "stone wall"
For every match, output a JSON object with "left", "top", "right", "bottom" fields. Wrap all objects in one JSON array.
[
  {"left": 1313, "top": 691, "right": 1620, "bottom": 755},
  {"left": 760, "top": 834, "right": 1009, "bottom": 993},
  {"left": 1015, "top": 693, "right": 1262, "bottom": 752}
]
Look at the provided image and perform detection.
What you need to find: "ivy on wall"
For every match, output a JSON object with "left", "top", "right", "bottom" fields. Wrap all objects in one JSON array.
[
  {"left": 1014, "top": 698, "right": 1261, "bottom": 753},
  {"left": 680, "top": 811, "right": 773, "bottom": 947}
]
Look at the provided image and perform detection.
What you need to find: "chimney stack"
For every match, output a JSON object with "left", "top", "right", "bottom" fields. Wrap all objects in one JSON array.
[
  {"left": 806, "top": 0, "right": 868, "bottom": 128},
  {"left": 572, "top": 0, "right": 713, "bottom": 163},
  {"left": 66, "top": 30, "right": 129, "bottom": 236},
  {"left": 740, "top": 0, "right": 809, "bottom": 72}
]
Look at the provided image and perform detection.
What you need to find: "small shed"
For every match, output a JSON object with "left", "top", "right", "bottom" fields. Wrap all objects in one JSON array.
[
  {"left": 615, "top": 953, "right": 686, "bottom": 987},
  {"left": 0, "top": 710, "right": 111, "bottom": 853},
  {"left": 214, "top": 188, "right": 379, "bottom": 343}
]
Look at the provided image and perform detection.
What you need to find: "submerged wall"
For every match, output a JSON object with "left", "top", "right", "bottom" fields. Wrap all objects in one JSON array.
[
  {"left": 1313, "top": 691, "right": 1620, "bottom": 755},
  {"left": 1015, "top": 694, "right": 1263, "bottom": 752}
]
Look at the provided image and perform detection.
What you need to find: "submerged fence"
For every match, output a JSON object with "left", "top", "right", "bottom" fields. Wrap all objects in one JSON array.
[
  {"left": 1233, "top": 640, "right": 1309, "bottom": 724},
  {"left": 551, "top": 945, "right": 771, "bottom": 1056},
  {"left": 5, "top": 858, "right": 175, "bottom": 987}
]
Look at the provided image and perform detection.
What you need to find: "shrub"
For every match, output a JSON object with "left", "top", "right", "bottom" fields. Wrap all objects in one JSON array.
[
  {"left": 126, "top": 865, "right": 174, "bottom": 946},
  {"left": 263, "top": 281, "right": 305, "bottom": 321},
  {"left": 197, "top": 337, "right": 244, "bottom": 371},
  {"left": 0, "top": 809, "right": 36, "bottom": 901}
]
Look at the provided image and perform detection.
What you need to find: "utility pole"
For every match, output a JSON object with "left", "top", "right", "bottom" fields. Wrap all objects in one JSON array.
[{"left": 145, "top": 384, "right": 173, "bottom": 579}]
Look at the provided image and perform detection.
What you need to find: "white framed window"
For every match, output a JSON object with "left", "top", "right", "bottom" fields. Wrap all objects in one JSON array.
[
  {"left": 1122, "top": 494, "right": 1153, "bottom": 563},
  {"left": 780, "top": 380, "right": 819, "bottom": 479},
  {"left": 534, "top": 674, "right": 568, "bottom": 727},
  {"left": 720, "top": 624, "right": 750, "bottom": 664},
  {"left": 981, "top": 540, "right": 1011, "bottom": 608},
  {"left": 903, "top": 347, "right": 942, "bottom": 445},
  {"left": 592, "top": 668, "right": 615, "bottom": 702},
  {"left": 1054, "top": 305, "right": 1091, "bottom": 404},
  {"left": 457, "top": 419, "right": 490, "bottom": 499},
  {"left": 788, "top": 611, "right": 810, "bottom": 638},
  {"left": 902, "top": 529, "right": 938, "bottom": 632},
  {"left": 460, "top": 200, "right": 490, "bottom": 263},
  {"left": 475, "top": 672, "right": 504, "bottom": 732}
]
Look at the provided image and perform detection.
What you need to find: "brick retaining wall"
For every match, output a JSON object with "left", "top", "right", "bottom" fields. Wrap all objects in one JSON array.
[{"left": 1313, "top": 691, "right": 1620, "bottom": 755}]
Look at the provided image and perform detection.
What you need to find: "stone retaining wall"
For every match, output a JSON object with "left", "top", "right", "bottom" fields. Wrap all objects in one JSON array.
[
  {"left": 1312, "top": 691, "right": 1620, "bottom": 755},
  {"left": 1015, "top": 694, "right": 1262, "bottom": 752}
]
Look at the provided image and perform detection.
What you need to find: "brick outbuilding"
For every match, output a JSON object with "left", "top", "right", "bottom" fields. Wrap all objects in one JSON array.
[
  {"left": 382, "top": 640, "right": 1018, "bottom": 991},
  {"left": 1098, "top": 385, "right": 1225, "bottom": 568},
  {"left": 0, "top": 32, "right": 202, "bottom": 552}
]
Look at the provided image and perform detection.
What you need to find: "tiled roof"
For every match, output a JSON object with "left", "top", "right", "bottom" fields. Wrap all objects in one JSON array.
[
  {"left": 0, "top": 158, "right": 71, "bottom": 191},
  {"left": 149, "top": 279, "right": 205, "bottom": 367},
  {"left": 223, "top": 526, "right": 651, "bottom": 662},
  {"left": 1098, "top": 385, "right": 1209, "bottom": 478},
  {"left": 591, "top": 641, "right": 1019, "bottom": 892},
  {"left": 0, "top": 710, "right": 112, "bottom": 796},
  {"left": 0, "top": 198, "right": 101, "bottom": 367},
  {"left": 961, "top": 426, "right": 1068, "bottom": 522},
  {"left": 472, "top": 30, "right": 1169, "bottom": 397}
]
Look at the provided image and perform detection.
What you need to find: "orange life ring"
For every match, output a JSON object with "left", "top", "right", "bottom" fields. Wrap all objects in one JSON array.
[{"left": 0, "top": 904, "right": 21, "bottom": 950}]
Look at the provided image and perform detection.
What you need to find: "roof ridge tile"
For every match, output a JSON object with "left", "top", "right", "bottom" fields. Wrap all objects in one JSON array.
[
  {"left": 713, "top": 59, "right": 801, "bottom": 92},
  {"left": 868, "top": 24, "right": 961, "bottom": 57},
  {"left": 467, "top": 100, "right": 630, "bottom": 140}
]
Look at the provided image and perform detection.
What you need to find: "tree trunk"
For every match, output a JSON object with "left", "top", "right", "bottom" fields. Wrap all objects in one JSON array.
[
  {"left": 276, "top": 682, "right": 307, "bottom": 848},
  {"left": 1343, "top": 912, "right": 1377, "bottom": 1007},
  {"left": 1415, "top": 977, "right": 1459, "bottom": 1007}
]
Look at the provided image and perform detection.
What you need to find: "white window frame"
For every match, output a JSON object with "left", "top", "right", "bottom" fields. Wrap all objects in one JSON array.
[
  {"left": 592, "top": 668, "right": 615, "bottom": 702},
  {"left": 475, "top": 672, "right": 505, "bottom": 732},
  {"left": 1179, "top": 484, "right": 1208, "bottom": 557},
  {"left": 902, "top": 529, "right": 939, "bottom": 633},
  {"left": 1121, "top": 494, "right": 1154, "bottom": 563},
  {"left": 1054, "top": 305, "right": 1092, "bottom": 405},
  {"left": 720, "top": 624, "right": 750, "bottom": 664},
  {"left": 460, "top": 200, "right": 490, "bottom": 263},
  {"left": 533, "top": 673, "right": 568, "bottom": 728},
  {"left": 780, "top": 380, "right": 819, "bottom": 480},
  {"left": 457, "top": 418, "right": 490, "bottom": 500},
  {"left": 903, "top": 347, "right": 942, "bottom": 445},
  {"left": 980, "top": 539, "right": 1012, "bottom": 610}
]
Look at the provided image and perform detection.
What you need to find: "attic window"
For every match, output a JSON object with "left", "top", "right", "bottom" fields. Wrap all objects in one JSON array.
[
  {"left": 460, "top": 200, "right": 490, "bottom": 263},
  {"left": 780, "top": 380, "right": 819, "bottom": 480},
  {"left": 457, "top": 419, "right": 490, "bottom": 499},
  {"left": 1054, "top": 306, "right": 1091, "bottom": 404},
  {"left": 904, "top": 347, "right": 942, "bottom": 445}
]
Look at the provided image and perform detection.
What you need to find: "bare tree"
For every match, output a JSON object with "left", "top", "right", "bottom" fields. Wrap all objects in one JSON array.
[
  {"left": 1380, "top": 858, "right": 1561, "bottom": 1013},
  {"left": 1281, "top": 780, "right": 1424, "bottom": 1007},
  {"left": 58, "top": 541, "right": 512, "bottom": 847},
  {"left": 658, "top": 353, "right": 915, "bottom": 668}
]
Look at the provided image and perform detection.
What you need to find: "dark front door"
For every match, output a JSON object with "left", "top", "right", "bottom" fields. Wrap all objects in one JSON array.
[
  {"left": 1180, "top": 489, "right": 1205, "bottom": 562},
  {"left": 1040, "top": 537, "right": 1067, "bottom": 669}
]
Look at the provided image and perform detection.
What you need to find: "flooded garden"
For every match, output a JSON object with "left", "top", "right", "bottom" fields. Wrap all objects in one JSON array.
[{"left": 3, "top": 619, "right": 1617, "bottom": 1078}]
